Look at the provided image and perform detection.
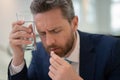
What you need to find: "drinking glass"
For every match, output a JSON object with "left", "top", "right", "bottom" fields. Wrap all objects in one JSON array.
[{"left": 16, "top": 11, "right": 36, "bottom": 50}]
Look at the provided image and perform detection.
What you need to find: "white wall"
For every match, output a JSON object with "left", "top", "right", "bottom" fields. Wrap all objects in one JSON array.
[
  {"left": 0, "top": 0, "right": 15, "bottom": 48},
  {"left": 0, "top": 0, "right": 32, "bottom": 49}
]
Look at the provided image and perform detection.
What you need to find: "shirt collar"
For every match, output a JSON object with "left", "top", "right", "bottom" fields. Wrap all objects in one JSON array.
[{"left": 66, "top": 31, "right": 80, "bottom": 63}]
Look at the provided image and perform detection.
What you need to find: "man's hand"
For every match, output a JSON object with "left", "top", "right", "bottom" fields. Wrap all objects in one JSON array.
[
  {"left": 9, "top": 21, "right": 33, "bottom": 66},
  {"left": 48, "top": 51, "right": 83, "bottom": 80}
]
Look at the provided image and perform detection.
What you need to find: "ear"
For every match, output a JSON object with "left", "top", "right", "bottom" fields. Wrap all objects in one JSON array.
[{"left": 71, "top": 16, "right": 78, "bottom": 32}]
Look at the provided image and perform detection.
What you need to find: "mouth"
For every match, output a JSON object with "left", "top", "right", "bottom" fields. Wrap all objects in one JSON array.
[{"left": 50, "top": 48, "right": 59, "bottom": 51}]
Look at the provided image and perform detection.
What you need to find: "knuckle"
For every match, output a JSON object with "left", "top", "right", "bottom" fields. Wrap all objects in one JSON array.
[
  {"left": 9, "top": 35, "right": 14, "bottom": 43},
  {"left": 13, "top": 25, "right": 18, "bottom": 30},
  {"left": 50, "top": 58, "right": 52, "bottom": 63},
  {"left": 18, "top": 31, "right": 23, "bottom": 35},
  {"left": 49, "top": 65, "right": 51, "bottom": 70},
  {"left": 48, "top": 71, "right": 51, "bottom": 76},
  {"left": 17, "top": 31, "right": 27, "bottom": 37},
  {"left": 12, "top": 22, "right": 16, "bottom": 27}
]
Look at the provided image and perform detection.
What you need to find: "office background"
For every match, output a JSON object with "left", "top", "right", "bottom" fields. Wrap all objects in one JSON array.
[{"left": 0, "top": 0, "right": 120, "bottom": 80}]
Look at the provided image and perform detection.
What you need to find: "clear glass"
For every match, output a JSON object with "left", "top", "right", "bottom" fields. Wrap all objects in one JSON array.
[{"left": 16, "top": 11, "right": 36, "bottom": 50}]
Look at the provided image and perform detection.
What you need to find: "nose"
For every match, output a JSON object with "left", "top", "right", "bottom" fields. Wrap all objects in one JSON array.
[{"left": 46, "top": 34, "right": 55, "bottom": 46}]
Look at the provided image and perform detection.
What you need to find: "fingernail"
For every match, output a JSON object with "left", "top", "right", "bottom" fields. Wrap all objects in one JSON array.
[{"left": 50, "top": 51, "right": 54, "bottom": 56}]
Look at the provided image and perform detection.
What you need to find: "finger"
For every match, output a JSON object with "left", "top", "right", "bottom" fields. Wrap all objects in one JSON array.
[
  {"left": 10, "top": 39, "right": 32, "bottom": 46},
  {"left": 10, "top": 31, "right": 33, "bottom": 39},
  {"left": 49, "top": 65, "right": 57, "bottom": 74},
  {"left": 12, "top": 20, "right": 25, "bottom": 28},
  {"left": 48, "top": 71, "right": 55, "bottom": 80},
  {"left": 50, "top": 57, "right": 60, "bottom": 70},
  {"left": 50, "top": 51, "right": 65, "bottom": 65},
  {"left": 12, "top": 25, "right": 32, "bottom": 33}
]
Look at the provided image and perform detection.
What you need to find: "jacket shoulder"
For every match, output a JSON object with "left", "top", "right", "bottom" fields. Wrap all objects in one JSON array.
[{"left": 32, "top": 42, "right": 50, "bottom": 58}]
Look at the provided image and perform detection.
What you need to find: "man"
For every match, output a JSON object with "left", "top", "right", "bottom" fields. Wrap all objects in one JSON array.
[{"left": 8, "top": 0, "right": 120, "bottom": 80}]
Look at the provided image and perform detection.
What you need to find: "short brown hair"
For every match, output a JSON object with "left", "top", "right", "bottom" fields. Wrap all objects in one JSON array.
[{"left": 30, "top": 0, "right": 75, "bottom": 23}]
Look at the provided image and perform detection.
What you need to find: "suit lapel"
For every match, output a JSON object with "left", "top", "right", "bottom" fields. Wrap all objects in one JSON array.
[{"left": 79, "top": 31, "right": 96, "bottom": 80}]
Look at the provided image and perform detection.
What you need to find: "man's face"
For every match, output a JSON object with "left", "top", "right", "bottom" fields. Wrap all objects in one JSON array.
[{"left": 34, "top": 8, "right": 78, "bottom": 57}]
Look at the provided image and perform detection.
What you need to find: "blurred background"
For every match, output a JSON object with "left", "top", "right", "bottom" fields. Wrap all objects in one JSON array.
[{"left": 0, "top": 0, "right": 120, "bottom": 80}]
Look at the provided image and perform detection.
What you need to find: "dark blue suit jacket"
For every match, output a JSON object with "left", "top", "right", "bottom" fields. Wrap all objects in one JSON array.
[{"left": 8, "top": 31, "right": 120, "bottom": 80}]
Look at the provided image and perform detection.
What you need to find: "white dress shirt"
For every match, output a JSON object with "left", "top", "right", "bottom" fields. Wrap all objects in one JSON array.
[
  {"left": 10, "top": 31, "right": 80, "bottom": 75},
  {"left": 64, "top": 31, "right": 80, "bottom": 74}
]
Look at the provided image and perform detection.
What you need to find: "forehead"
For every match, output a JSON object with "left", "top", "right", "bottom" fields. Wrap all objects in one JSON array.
[{"left": 34, "top": 8, "right": 69, "bottom": 30}]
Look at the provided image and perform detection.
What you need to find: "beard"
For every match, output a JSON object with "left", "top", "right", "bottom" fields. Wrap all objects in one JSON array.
[{"left": 42, "top": 32, "right": 75, "bottom": 57}]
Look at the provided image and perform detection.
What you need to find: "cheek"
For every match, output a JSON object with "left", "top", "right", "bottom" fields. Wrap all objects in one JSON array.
[{"left": 56, "top": 32, "right": 71, "bottom": 46}]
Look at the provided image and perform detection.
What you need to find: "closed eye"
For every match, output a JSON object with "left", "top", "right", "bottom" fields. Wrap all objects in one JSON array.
[
  {"left": 39, "top": 32, "right": 46, "bottom": 36},
  {"left": 52, "top": 29, "right": 62, "bottom": 33}
]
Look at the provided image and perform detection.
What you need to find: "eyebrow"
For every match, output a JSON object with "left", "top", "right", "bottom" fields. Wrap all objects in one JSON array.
[
  {"left": 38, "top": 26, "right": 62, "bottom": 33},
  {"left": 47, "top": 26, "right": 62, "bottom": 31}
]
